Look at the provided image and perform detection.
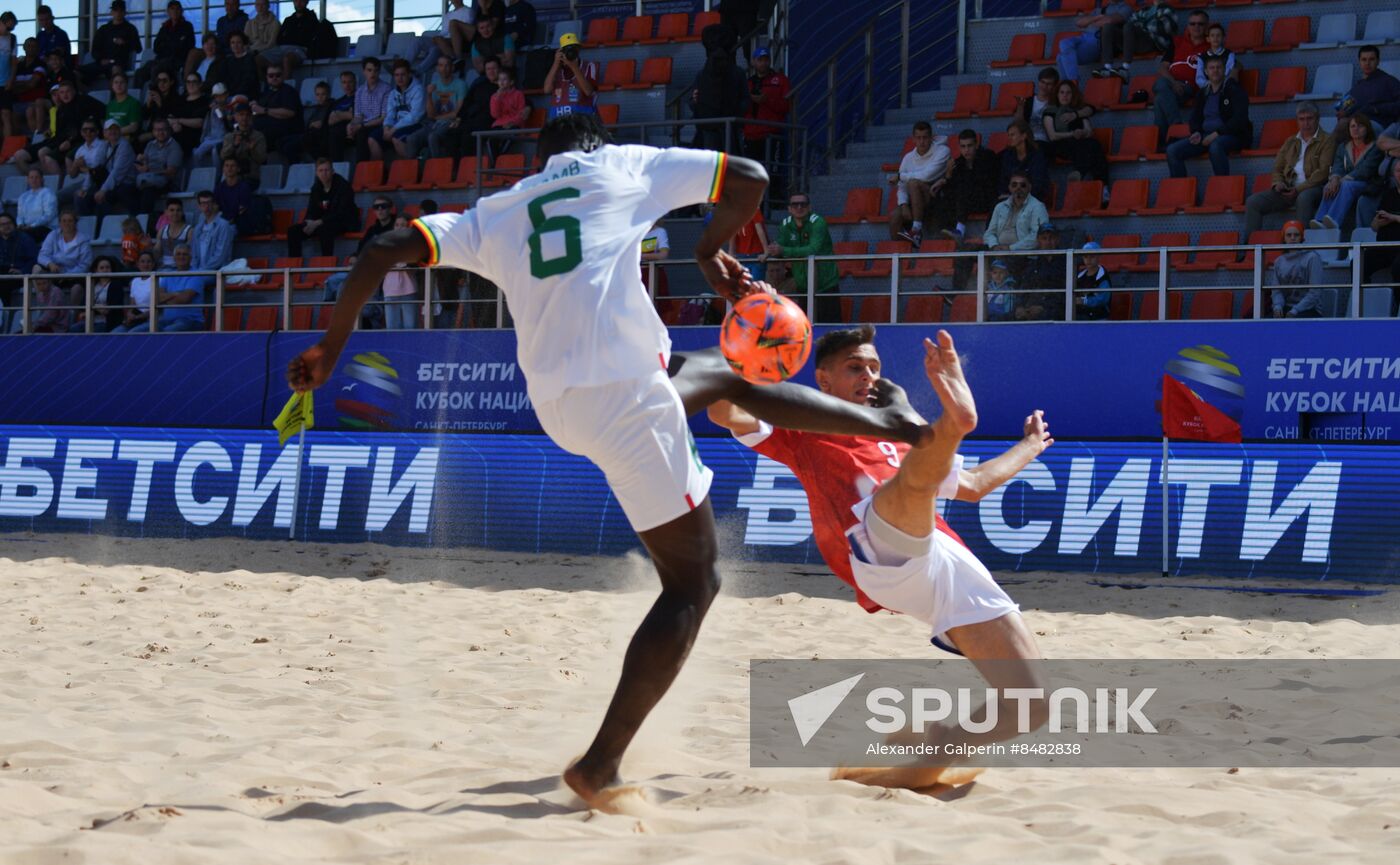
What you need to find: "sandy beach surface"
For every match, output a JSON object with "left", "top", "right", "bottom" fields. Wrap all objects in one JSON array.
[{"left": 3, "top": 531, "right": 1399, "bottom": 864}]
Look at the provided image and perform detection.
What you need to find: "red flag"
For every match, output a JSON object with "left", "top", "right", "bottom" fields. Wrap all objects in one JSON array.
[{"left": 1161, "top": 375, "right": 1242, "bottom": 442}]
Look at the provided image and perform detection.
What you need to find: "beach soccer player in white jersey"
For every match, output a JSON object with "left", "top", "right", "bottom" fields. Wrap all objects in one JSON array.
[{"left": 287, "top": 113, "right": 936, "bottom": 811}]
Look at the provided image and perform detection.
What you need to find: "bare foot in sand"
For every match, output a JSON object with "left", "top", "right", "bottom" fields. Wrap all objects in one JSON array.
[
  {"left": 831, "top": 764, "right": 984, "bottom": 790},
  {"left": 563, "top": 759, "right": 660, "bottom": 816}
]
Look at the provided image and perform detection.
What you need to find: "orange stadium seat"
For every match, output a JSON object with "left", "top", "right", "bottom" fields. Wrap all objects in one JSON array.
[
  {"left": 1225, "top": 20, "right": 1265, "bottom": 53},
  {"left": 855, "top": 295, "right": 892, "bottom": 323},
  {"left": 1046, "top": 0, "right": 1095, "bottom": 18},
  {"left": 1179, "top": 231, "right": 1241, "bottom": 271},
  {"left": 316, "top": 305, "right": 333, "bottom": 329},
  {"left": 1244, "top": 118, "right": 1297, "bottom": 156},
  {"left": 487, "top": 153, "right": 527, "bottom": 187},
  {"left": 1160, "top": 123, "right": 1190, "bottom": 152},
  {"left": 617, "top": 15, "right": 653, "bottom": 44},
  {"left": 1111, "top": 74, "right": 1158, "bottom": 109},
  {"left": 0, "top": 135, "right": 26, "bottom": 163},
  {"left": 991, "top": 34, "right": 1045, "bottom": 68},
  {"left": 1251, "top": 173, "right": 1274, "bottom": 196},
  {"left": 833, "top": 241, "right": 869, "bottom": 277},
  {"left": 632, "top": 57, "right": 673, "bottom": 88},
  {"left": 936, "top": 84, "right": 992, "bottom": 119},
  {"left": 1142, "top": 177, "right": 1197, "bottom": 215},
  {"left": 1186, "top": 176, "right": 1246, "bottom": 214},
  {"left": 1093, "top": 126, "right": 1113, "bottom": 156},
  {"left": 1053, "top": 180, "right": 1104, "bottom": 218},
  {"left": 243, "top": 307, "right": 280, "bottom": 331},
  {"left": 294, "top": 256, "right": 338, "bottom": 290},
  {"left": 448, "top": 156, "right": 479, "bottom": 189},
  {"left": 220, "top": 307, "right": 242, "bottom": 331},
  {"left": 644, "top": 13, "right": 688, "bottom": 44},
  {"left": 881, "top": 136, "right": 916, "bottom": 172},
  {"left": 1129, "top": 232, "right": 1189, "bottom": 272},
  {"left": 344, "top": 208, "right": 373, "bottom": 240},
  {"left": 583, "top": 18, "right": 618, "bottom": 46},
  {"left": 1098, "top": 234, "right": 1142, "bottom": 273},
  {"left": 1248, "top": 230, "right": 1286, "bottom": 269},
  {"left": 827, "top": 188, "right": 884, "bottom": 224},
  {"left": 600, "top": 59, "right": 636, "bottom": 90},
  {"left": 1214, "top": 0, "right": 1254, "bottom": 6},
  {"left": 1190, "top": 291, "right": 1235, "bottom": 319},
  {"left": 1082, "top": 76, "right": 1121, "bottom": 111},
  {"left": 290, "top": 307, "right": 313, "bottom": 330},
  {"left": 351, "top": 160, "right": 383, "bottom": 192},
  {"left": 1110, "top": 125, "right": 1159, "bottom": 162},
  {"left": 987, "top": 81, "right": 1033, "bottom": 117},
  {"left": 370, "top": 159, "right": 419, "bottom": 191},
  {"left": 598, "top": 103, "right": 620, "bottom": 124},
  {"left": 948, "top": 294, "right": 977, "bottom": 322},
  {"left": 1103, "top": 179, "right": 1150, "bottom": 216},
  {"left": 524, "top": 107, "right": 547, "bottom": 127},
  {"left": 986, "top": 131, "right": 1009, "bottom": 153},
  {"left": 1257, "top": 16, "right": 1311, "bottom": 53},
  {"left": 1109, "top": 292, "right": 1133, "bottom": 320},
  {"left": 903, "top": 294, "right": 944, "bottom": 322},
  {"left": 690, "top": 10, "right": 719, "bottom": 39},
  {"left": 1137, "top": 291, "right": 1184, "bottom": 320},
  {"left": 1259, "top": 67, "right": 1306, "bottom": 103},
  {"left": 1239, "top": 68, "right": 1262, "bottom": 100},
  {"left": 405, "top": 157, "right": 455, "bottom": 191},
  {"left": 865, "top": 241, "right": 902, "bottom": 279}
]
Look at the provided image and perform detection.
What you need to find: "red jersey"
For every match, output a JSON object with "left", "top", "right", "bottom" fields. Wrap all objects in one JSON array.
[
  {"left": 733, "top": 209, "right": 767, "bottom": 256},
  {"left": 741, "top": 424, "right": 965, "bottom": 613},
  {"left": 743, "top": 70, "right": 791, "bottom": 140},
  {"left": 549, "top": 61, "right": 599, "bottom": 115}
]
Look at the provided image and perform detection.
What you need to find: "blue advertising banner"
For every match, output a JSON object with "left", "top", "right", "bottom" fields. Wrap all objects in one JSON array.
[
  {"left": 2, "top": 322, "right": 1398, "bottom": 440},
  {"left": 3, "top": 426, "right": 1396, "bottom": 583}
]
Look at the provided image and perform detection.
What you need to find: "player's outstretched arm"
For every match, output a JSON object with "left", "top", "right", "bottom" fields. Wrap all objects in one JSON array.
[
  {"left": 286, "top": 227, "right": 429, "bottom": 393},
  {"left": 706, "top": 399, "right": 762, "bottom": 436},
  {"left": 695, "top": 154, "right": 768, "bottom": 302},
  {"left": 955, "top": 409, "right": 1054, "bottom": 502}
]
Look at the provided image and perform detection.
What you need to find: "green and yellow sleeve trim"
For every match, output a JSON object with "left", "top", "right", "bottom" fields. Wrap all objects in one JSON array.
[
  {"left": 707, "top": 152, "right": 728, "bottom": 203},
  {"left": 411, "top": 218, "right": 441, "bottom": 266}
]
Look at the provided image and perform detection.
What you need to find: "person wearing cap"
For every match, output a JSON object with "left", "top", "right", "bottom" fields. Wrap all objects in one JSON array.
[
  {"left": 90, "top": 120, "right": 137, "bottom": 217},
  {"left": 221, "top": 98, "right": 268, "bottom": 177},
  {"left": 1074, "top": 242, "right": 1112, "bottom": 321},
  {"left": 983, "top": 169, "right": 1049, "bottom": 252},
  {"left": 138, "top": 1, "right": 194, "bottom": 89},
  {"left": 1016, "top": 222, "right": 1066, "bottom": 321},
  {"left": 104, "top": 71, "right": 143, "bottom": 138},
  {"left": 742, "top": 46, "right": 791, "bottom": 178},
  {"left": 546, "top": 32, "right": 598, "bottom": 120},
  {"left": 38, "top": 81, "right": 105, "bottom": 177},
  {"left": 985, "top": 258, "right": 1018, "bottom": 322},
  {"left": 83, "top": 1, "right": 140, "bottom": 85},
  {"left": 1269, "top": 220, "right": 1325, "bottom": 318},
  {"left": 193, "top": 82, "right": 231, "bottom": 168}
]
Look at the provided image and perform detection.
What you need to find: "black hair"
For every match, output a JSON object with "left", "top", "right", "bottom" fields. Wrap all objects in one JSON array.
[
  {"left": 420, "top": 199, "right": 439, "bottom": 214},
  {"left": 815, "top": 325, "right": 876, "bottom": 369},
  {"left": 537, "top": 112, "right": 612, "bottom": 162},
  {"left": 391, "top": 58, "right": 411, "bottom": 74},
  {"left": 1037, "top": 66, "right": 1059, "bottom": 83},
  {"left": 912, "top": 120, "right": 932, "bottom": 134},
  {"left": 958, "top": 128, "right": 978, "bottom": 142},
  {"left": 362, "top": 55, "right": 380, "bottom": 70},
  {"left": 1359, "top": 45, "right": 1381, "bottom": 59},
  {"left": 197, "top": 189, "right": 214, "bottom": 201}
]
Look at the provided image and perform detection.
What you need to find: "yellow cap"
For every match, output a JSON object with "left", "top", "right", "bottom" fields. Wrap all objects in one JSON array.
[{"left": 559, "top": 32, "right": 580, "bottom": 47}]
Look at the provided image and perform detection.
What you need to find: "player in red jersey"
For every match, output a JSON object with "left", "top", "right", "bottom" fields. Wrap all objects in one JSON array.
[{"left": 708, "top": 324, "right": 1053, "bottom": 788}]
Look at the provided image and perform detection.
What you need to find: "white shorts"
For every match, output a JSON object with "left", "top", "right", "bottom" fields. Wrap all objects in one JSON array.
[
  {"left": 534, "top": 369, "right": 713, "bottom": 533},
  {"left": 845, "top": 496, "right": 1020, "bottom": 652}
]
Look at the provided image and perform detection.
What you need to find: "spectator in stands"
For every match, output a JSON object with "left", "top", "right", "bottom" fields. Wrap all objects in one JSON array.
[
  {"left": 1337, "top": 46, "right": 1400, "bottom": 134},
  {"left": 37, "top": 209, "right": 93, "bottom": 281},
  {"left": 1073, "top": 241, "right": 1111, "bottom": 320},
  {"left": 425, "top": 56, "right": 466, "bottom": 158},
  {"left": 321, "top": 71, "right": 357, "bottom": 162},
  {"left": 1056, "top": 2, "right": 1129, "bottom": 85},
  {"left": 130, "top": 243, "right": 206, "bottom": 332},
  {"left": 1095, "top": 0, "right": 1179, "bottom": 82},
  {"left": 212, "top": 0, "right": 248, "bottom": 54},
  {"left": 247, "top": 0, "right": 280, "bottom": 56},
  {"left": 503, "top": 0, "right": 538, "bottom": 50},
  {"left": 84, "top": 1, "right": 139, "bottom": 85},
  {"left": 35, "top": 81, "right": 105, "bottom": 177},
  {"left": 193, "top": 83, "right": 231, "bottom": 167},
  {"left": 58, "top": 120, "right": 107, "bottom": 209},
  {"left": 984, "top": 170, "right": 1049, "bottom": 252},
  {"left": 215, "top": 156, "right": 255, "bottom": 234},
  {"left": 887, "top": 121, "right": 949, "bottom": 250},
  {"left": 139, "top": 1, "right": 195, "bottom": 89},
  {"left": 429, "top": 0, "right": 477, "bottom": 73},
  {"left": 382, "top": 215, "right": 422, "bottom": 330},
  {"left": 18, "top": 168, "right": 58, "bottom": 243},
  {"left": 119, "top": 215, "right": 152, "bottom": 269},
  {"left": 436, "top": 55, "right": 500, "bottom": 157},
  {"left": 222, "top": 99, "right": 268, "bottom": 177},
  {"left": 1152, "top": 7, "right": 1208, "bottom": 149},
  {"left": 690, "top": 43, "right": 750, "bottom": 152},
  {"left": 546, "top": 33, "right": 598, "bottom": 119},
  {"left": 110, "top": 250, "right": 156, "bottom": 332},
  {"left": 0, "top": 13, "right": 15, "bottom": 140},
  {"left": 1268, "top": 221, "right": 1324, "bottom": 318},
  {"left": 91, "top": 120, "right": 137, "bottom": 217},
  {"left": 189, "top": 33, "right": 221, "bottom": 84},
  {"left": 1195, "top": 23, "right": 1239, "bottom": 90},
  {"left": 26, "top": 275, "right": 70, "bottom": 332},
  {"left": 1245, "top": 102, "right": 1334, "bottom": 236},
  {"left": 1364, "top": 159, "right": 1400, "bottom": 314},
  {"left": 999, "top": 118, "right": 1050, "bottom": 202},
  {"left": 742, "top": 46, "right": 791, "bottom": 175},
  {"left": 984, "top": 259, "right": 1017, "bottom": 322},
  {"left": 105, "top": 72, "right": 142, "bottom": 138},
  {"left": 252, "top": 64, "right": 304, "bottom": 163},
  {"left": 261, "top": 0, "right": 318, "bottom": 82},
  {"left": 142, "top": 69, "right": 179, "bottom": 145},
  {"left": 1016, "top": 67, "right": 1060, "bottom": 145},
  {"left": 1312, "top": 114, "right": 1383, "bottom": 231},
  {"left": 349, "top": 56, "right": 390, "bottom": 162},
  {"left": 357, "top": 197, "right": 397, "bottom": 253},
  {"left": 383, "top": 60, "right": 427, "bottom": 160},
  {"left": 489, "top": 65, "right": 529, "bottom": 156},
  {"left": 1015, "top": 223, "right": 1066, "bottom": 321},
  {"left": 1166, "top": 54, "right": 1250, "bottom": 179},
  {"left": 170, "top": 72, "right": 209, "bottom": 156},
  {"left": 288, "top": 158, "right": 356, "bottom": 258},
  {"left": 219, "top": 31, "right": 260, "bottom": 101},
  {"left": 67, "top": 255, "right": 125, "bottom": 333},
  {"left": 35, "top": 5, "right": 70, "bottom": 64},
  {"left": 302, "top": 80, "right": 336, "bottom": 161},
  {"left": 471, "top": 15, "right": 515, "bottom": 76},
  {"left": 1043, "top": 80, "right": 1109, "bottom": 185},
  {"left": 154, "top": 198, "right": 192, "bottom": 266},
  {"left": 136, "top": 119, "right": 184, "bottom": 216},
  {"left": 732, "top": 206, "right": 769, "bottom": 282},
  {"left": 43, "top": 47, "right": 76, "bottom": 90},
  {"left": 191, "top": 190, "right": 235, "bottom": 272},
  {"left": 0, "top": 213, "right": 38, "bottom": 315},
  {"left": 767, "top": 192, "right": 839, "bottom": 324},
  {"left": 928, "top": 129, "right": 999, "bottom": 242},
  {"left": 10, "top": 36, "right": 48, "bottom": 114}
]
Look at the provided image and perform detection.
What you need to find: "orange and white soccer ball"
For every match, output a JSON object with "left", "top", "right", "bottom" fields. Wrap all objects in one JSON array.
[{"left": 719, "top": 293, "right": 813, "bottom": 385}]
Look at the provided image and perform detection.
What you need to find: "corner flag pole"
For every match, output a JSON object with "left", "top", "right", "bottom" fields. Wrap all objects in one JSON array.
[
  {"left": 291, "top": 423, "right": 306, "bottom": 540},
  {"left": 1161, "top": 435, "right": 1169, "bottom": 579}
]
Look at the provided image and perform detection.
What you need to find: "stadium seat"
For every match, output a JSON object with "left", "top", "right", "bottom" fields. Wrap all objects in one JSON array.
[
  {"left": 175, "top": 166, "right": 215, "bottom": 198},
  {"left": 1141, "top": 177, "right": 1196, "bottom": 215},
  {"left": 690, "top": 10, "right": 719, "bottom": 39},
  {"left": 298, "top": 78, "right": 319, "bottom": 105},
  {"left": 1052, "top": 180, "right": 1103, "bottom": 218},
  {"left": 272, "top": 162, "right": 315, "bottom": 194},
  {"left": 1185, "top": 176, "right": 1246, "bottom": 214},
  {"left": 1137, "top": 291, "right": 1184, "bottom": 320},
  {"left": 1243, "top": 119, "right": 1297, "bottom": 157},
  {"left": 77, "top": 215, "right": 97, "bottom": 240},
  {"left": 1109, "top": 292, "right": 1133, "bottom": 320},
  {"left": 1103, "top": 179, "right": 1149, "bottom": 216},
  {"left": 352, "top": 34, "right": 380, "bottom": 57},
  {"left": 315, "top": 305, "right": 334, "bottom": 329},
  {"left": 1082, "top": 76, "right": 1120, "bottom": 111},
  {"left": 948, "top": 294, "right": 977, "bottom": 322},
  {"left": 986, "top": 131, "right": 1009, "bottom": 153},
  {"left": 1301, "top": 14, "right": 1356, "bottom": 49},
  {"left": 1384, "top": 60, "right": 1400, "bottom": 81},
  {"left": 827, "top": 188, "right": 884, "bottom": 224},
  {"left": 525, "top": 107, "right": 548, "bottom": 127},
  {"left": 987, "top": 81, "right": 1033, "bottom": 117},
  {"left": 1130, "top": 232, "right": 1190, "bottom": 272},
  {"left": 902, "top": 294, "right": 944, "bottom": 323},
  {"left": 582, "top": 18, "right": 618, "bottom": 46},
  {"left": 368, "top": 159, "right": 419, "bottom": 191},
  {"left": 907, "top": 239, "right": 955, "bottom": 278},
  {"left": 864, "top": 241, "right": 903, "bottom": 278},
  {"left": 242, "top": 306, "right": 279, "bottom": 331},
  {"left": 1098, "top": 233, "right": 1142, "bottom": 272},
  {"left": 383, "top": 33, "right": 418, "bottom": 59},
  {"left": 1297, "top": 63, "right": 1353, "bottom": 101},
  {"left": 1245, "top": 229, "right": 1285, "bottom": 269},
  {"left": 1045, "top": 0, "right": 1094, "bottom": 18},
  {"left": 1179, "top": 231, "right": 1241, "bottom": 271},
  {"left": 1256, "top": 17, "right": 1311, "bottom": 53},
  {"left": 598, "top": 103, "right": 620, "bottom": 125},
  {"left": 1258, "top": 67, "right": 1305, "bottom": 103},
  {"left": 449, "top": 156, "right": 479, "bottom": 189},
  {"left": 351, "top": 160, "right": 383, "bottom": 191},
  {"left": 95, "top": 215, "right": 127, "bottom": 246},
  {"left": 246, "top": 210, "right": 294, "bottom": 242},
  {"left": 0, "top": 135, "right": 26, "bottom": 163},
  {"left": 600, "top": 59, "right": 636, "bottom": 91},
  {"left": 1224, "top": 20, "right": 1265, "bottom": 54},
  {"left": 853, "top": 295, "right": 892, "bottom": 323},
  {"left": 1110, "top": 75, "right": 1158, "bottom": 110},
  {"left": 643, "top": 12, "right": 689, "bottom": 44},
  {"left": 935, "top": 84, "right": 992, "bottom": 119},
  {"left": 220, "top": 307, "right": 242, "bottom": 332},
  {"left": 404, "top": 157, "right": 455, "bottom": 191},
  {"left": 833, "top": 241, "right": 870, "bottom": 277},
  {"left": 1110, "top": 125, "right": 1158, "bottom": 162},
  {"left": 1238, "top": 68, "right": 1262, "bottom": 100},
  {"left": 1093, "top": 126, "right": 1113, "bottom": 158},
  {"left": 289, "top": 306, "right": 313, "bottom": 330},
  {"left": 990, "top": 33, "right": 1045, "bottom": 68},
  {"left": 1347, "top": 11, "right": 1400, "bottom": 46},
  {"left": 1189, "top": 290, "right": 1235, "bottom": 319},
  {"left": 1161, "top": 122, "right": 1190, "bottom": 150},
  {"left": 615, "top": 15, "right": 654, "bottom": 44},
  {"left": 632, "top": 57, "right": 673, "bottom": 88},
  {"left": 260, "top": 164, "right": 282, "bottom": 191}
]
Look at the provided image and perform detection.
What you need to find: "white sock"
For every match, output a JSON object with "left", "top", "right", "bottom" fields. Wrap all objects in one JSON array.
[{"left": 911, "top": 220, "right": 923, "bottom": 231}]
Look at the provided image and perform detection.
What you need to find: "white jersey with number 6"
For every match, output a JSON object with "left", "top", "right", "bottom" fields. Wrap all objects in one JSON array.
[{"left": 412, "top": 144, "right": 728, "bottom": 406}]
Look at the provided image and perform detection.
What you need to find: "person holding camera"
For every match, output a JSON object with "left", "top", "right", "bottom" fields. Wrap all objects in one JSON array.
[
  {"left": 545, "top": 32, "right": 597, "bottom": 120},
  {"left": 220, "top": 98, "right": 268, "bottom": 179},
  {"left": 741, "top": 46, "right": 790, "bottom": 171}
]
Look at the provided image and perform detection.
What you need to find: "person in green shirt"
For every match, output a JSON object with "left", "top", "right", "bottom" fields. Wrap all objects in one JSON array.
[
  {"left": 105, "top": 71, "right": 143, "bottom": 138},
  {"left": 767, "top": 192, "right": 841, "bottom": 323}
]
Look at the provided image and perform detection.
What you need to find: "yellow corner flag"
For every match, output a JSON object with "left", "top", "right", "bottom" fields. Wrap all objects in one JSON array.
[{"left": 274, "top": 391, "right": 315, "bottom": 446}]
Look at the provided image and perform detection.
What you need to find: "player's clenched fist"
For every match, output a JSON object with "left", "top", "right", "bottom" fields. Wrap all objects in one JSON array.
[{"left": 287, "top": 343, "right": 337, "bottom": 393}]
